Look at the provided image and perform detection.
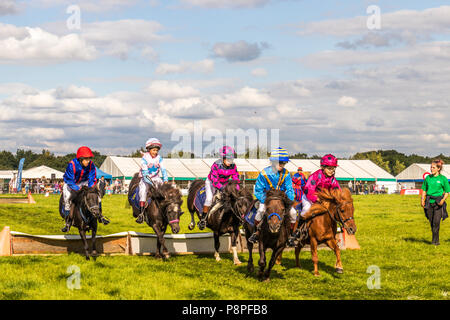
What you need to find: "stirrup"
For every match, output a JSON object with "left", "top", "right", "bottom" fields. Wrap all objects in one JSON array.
[
  {"left": 99, "top": 216, "right": 110, "bottom": 225},
  {"left": 248, "top": 232, "right": 259, "bottom": 244},
  {"left": 136, "top": 213, "right": 144, "bottom": 224},
  {"left": 198, "top": 219, "right": 206, "bottom": 230}
]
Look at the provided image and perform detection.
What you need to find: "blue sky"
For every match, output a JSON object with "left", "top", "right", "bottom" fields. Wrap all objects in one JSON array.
[{"left": 1, "top": 0, "right": 450, "bottom": 157}]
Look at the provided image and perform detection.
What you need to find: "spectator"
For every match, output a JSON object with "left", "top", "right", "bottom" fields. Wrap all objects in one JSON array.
[
  {"left": 363, "top": 181, "right": 369, "bottom": 195},
  {"left": 381, "top": 185, "right": 386, "bottom": 194},
  {"left": 98, "top": 176, "right": 106, "bottom": 198},
  {"left": 348, "top": 180, "right": 353, "bottom": 193}
]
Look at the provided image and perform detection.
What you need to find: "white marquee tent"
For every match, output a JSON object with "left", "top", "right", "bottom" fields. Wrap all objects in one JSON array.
[
  {"left": 100, "top": 156, "right": 397, "bottom": 191},
  {"left": 21, "top": 165, "right": 64, "bottom": 179},
  {"left": 396, "top": 163, "right": 450, "bottom": 188}
]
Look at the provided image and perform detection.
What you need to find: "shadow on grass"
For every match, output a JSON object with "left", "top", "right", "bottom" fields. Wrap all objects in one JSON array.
[{"left": 403, "top": 237, "right": 432, "bottom": 245}]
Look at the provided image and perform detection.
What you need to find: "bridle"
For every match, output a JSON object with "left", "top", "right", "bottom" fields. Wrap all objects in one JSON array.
[
  {"left": 152, "top": 194, "right": 181, "bottom": 226},
  {"left": 318, "top": 201, "right": 354, "bottom": 230}
]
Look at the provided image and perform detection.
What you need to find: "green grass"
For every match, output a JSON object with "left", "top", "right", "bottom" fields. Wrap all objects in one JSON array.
[{"left": 1, "top": 194, "right": 450, "bottom": 300}]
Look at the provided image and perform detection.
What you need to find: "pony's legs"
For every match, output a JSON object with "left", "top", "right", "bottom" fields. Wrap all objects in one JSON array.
[
  {"left": 275, "top": 252, "right": 282, "bottom": 265},
  {"left": 188, "top": 210, "right": 196, "bottom": 230},
  {"left": 295, "top": 244, "right": 303, "bottom": 268},
  {"left": 310, "top": 237, "right": 320, "bottom": 276},
  {"left": 213, "top": 232, "right": 221, "bottom": 262},
  {"left": 264, "top": 246, "right": 284, "bottom": 281},
  {"left": 79, "top": 229, "right": 90, "bottom": 260},
  {"left": 230, "top": 227, "right": 242, "bottom": 265},
  {"left": 152, "top": 224, "right": 165, "bottom": 259},
  {"left": 258, "top": 242, "right": 266, "bottom": 280},
  {"left": 245, "top": 227, "right": 254, "bottom": 273},
  {"left": 326, "top": 238, "right": 343, "bottom": 273},
  {"left": 91, "top": 224, "right": 98, "bottom": 257},
  {"left": 161, "top": 224, "right": 170, "bottom": 259}
]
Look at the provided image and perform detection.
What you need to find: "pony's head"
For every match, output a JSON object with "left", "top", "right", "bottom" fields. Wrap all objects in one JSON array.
[
  {"left": 235, "top": 187, "right": 254, "bottom": 219},
  {"left": 76, "top": 185, "right": 102, "bottom": 219},
  {"left": 317, "top": 187, "right": 357, "bottom": 235},
  {"left": 264, "top": 189, "right": 292, "bottom": 234},
  {"left": 150, "top": 183, "right": 183, "bottom": 234}
]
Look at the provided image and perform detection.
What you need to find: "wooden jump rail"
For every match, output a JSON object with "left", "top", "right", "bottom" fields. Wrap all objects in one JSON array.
[{"left": 0, "top": 227, "right": 357, "bottom": 257}]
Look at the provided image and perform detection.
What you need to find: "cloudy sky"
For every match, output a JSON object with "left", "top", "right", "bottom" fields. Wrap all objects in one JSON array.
[{"left": 1, "top": 0, "right": 450, "bottom": 157}]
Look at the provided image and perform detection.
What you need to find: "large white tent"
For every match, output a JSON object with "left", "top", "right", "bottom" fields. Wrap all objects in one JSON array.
[
  {"left": 396, "top": 163, "right": 450, "bottom": 188},
  {"left": 100, "top": 156, "right": 396, "bottom": 189},
  {"left": 21, "top": 165, "right": 64, "bottom": 179}
]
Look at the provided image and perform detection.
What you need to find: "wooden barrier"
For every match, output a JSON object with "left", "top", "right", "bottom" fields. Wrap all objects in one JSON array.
[{"left": 3, "top": 229, "right": 350, "bottom": 256}]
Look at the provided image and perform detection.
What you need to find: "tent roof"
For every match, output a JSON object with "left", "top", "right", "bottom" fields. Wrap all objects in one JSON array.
[
  {"left": 396, "top": 163, "right": 450, "bottom": 181},
  {"left": 99, "top": 156, "right": 396, "bottom": 181},
  {"left": 96, "top": 168, "right": 112, "bottom": 179},
  {"left": 21, "top": 165, "right": 64, "bottom": 179},
  {"left": 0, "top": 170, "right": 15, "bottom": 179}
]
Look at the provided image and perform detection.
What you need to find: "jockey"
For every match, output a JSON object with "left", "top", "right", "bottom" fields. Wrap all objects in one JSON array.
[
  {"left": 289, "top": 154, "right": 341, "bottom": 243},
  {"left": 61, "top": 146, "right": 109, "bottom": 232},
  {"left": 198, "top": 146, "right": 241, "bottom": 229},
  {"left": 136, "top": 138, "right": 169, "bottom": 224},
  {"left": 247, "top": 147, "right": 297, "bottom": 244},
  {"left": 292, "top": 166, "right": 307, "bottom": 204}
]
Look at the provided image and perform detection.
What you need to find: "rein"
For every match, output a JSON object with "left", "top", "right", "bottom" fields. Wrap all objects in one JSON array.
[{"left": 316, "top": 201, "right": 354, "bottom": 230}]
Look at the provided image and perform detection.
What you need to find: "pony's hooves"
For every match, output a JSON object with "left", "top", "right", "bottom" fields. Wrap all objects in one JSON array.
[
  {"left": 188, "top": 224, "right": 194, "bottom": 230},
  {"left": 91, "top": 251, "right": 98, "bottom": 257},
  {"left": 335, "top": 268, "right": 343, "bottom": 274},
  {"left": 247, "top": 266, "right": 254, "bottom": 273},
  {"left": 215, "top": 257, "right": 221, "bottom": 262},
  {"left": 314, "top": 273, "right": 320, "bottom": 277},
  {"left": 163, "top": 254, "right": 171, "bottom": 259},
  {"left": 234, "top": 260, "right": 242, "bottom": 265},
  {"left": 263, "top": 278, "right": 271, "bottom": 283},
  {"left": 85, "top": 256, "right": 90, "bottom": 261}
]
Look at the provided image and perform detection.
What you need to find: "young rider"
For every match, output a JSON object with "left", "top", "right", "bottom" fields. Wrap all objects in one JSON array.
[
  {"left": 247, "top": 147, "right": 297, "bottom": 244},
  {"left": 61, "top": 146, "right": 109, "bottom": 232},
  {"left": 198, "top": 146, "right": 241, "bottom": 229},
  {"left": 290, "top": 154, "right": 341, "bottom": 241},
  {"left": 135, "top": 138, "right": 169, "bottom": 224}
]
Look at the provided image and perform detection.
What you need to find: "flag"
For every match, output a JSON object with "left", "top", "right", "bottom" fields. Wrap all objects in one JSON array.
[{"left": 16, "top": 158, "right": 25, "bottom": 192}]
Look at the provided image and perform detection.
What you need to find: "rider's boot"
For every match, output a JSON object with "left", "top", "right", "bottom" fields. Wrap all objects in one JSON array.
[
  {"left": 287, "top": 222, "right": 298, "bottom": 247},
  {"left": 248, "top": 220, "right": 261, "bottom": 244},
  {"left": 97, "top": 201, "right": 110, "bottom": 225},
  {"left": 136, "top": 201, "right": 146, "bottom": 224},
  {"left": 61, "top": 209, "right": 72, "bottom": 233},
  {"left": 198, "top": 205, "right": 209, "bottom": 230}
]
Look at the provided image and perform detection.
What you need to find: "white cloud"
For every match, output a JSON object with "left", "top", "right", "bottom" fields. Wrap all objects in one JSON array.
[
  {"left": 211, "top": 86, "right": 275, "bottom": 108},
  {"left": 55, "top": 85, "right": 96, "bottom": 99},
  {"left": 338, "top": 96, "right": 357, "bottom": 107},
  {"left": 212, "top": 40, "right": 270, "bottom": 62},
  {"left": 155, "top": 59, "right": 214, "bottom": 75},
  {"left": 0, "top": 0, "right": 19, "bottom": 15},
  {"left": 146, "top": 80, "right": 200, "bottom": 99},
  {"left": 179, "top": 0, "right": 271, "bottom": 9},
  {"left": 0, "top": 25, "right": 97, "bottom": 63},
  {"left": 251, "top": 68, "right": 268, "bottom": 77}
]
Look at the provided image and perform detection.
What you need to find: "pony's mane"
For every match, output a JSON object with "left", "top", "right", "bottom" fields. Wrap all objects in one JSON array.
[
  {"left": 239, "top": 186, "right": 254, "bottom": 202},
  {"left": 266, "top": 188, "right": 287, "bottom": 202},
  {"left": 317, "top": 187, "right": 352, "bottom": 203}
]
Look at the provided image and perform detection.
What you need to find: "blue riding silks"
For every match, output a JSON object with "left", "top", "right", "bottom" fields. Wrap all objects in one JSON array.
[
  {"left": 128, "top": 186, "right": 152, "bottom": 210},
  {"left": 194, "top": 186, "right": 207, "bottom": 213},
  {"left": 245, "top": 206, "right": 258, "bottom": 227}
]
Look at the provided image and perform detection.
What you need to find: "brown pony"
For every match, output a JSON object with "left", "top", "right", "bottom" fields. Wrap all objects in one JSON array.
[{"left": 295, "top": 187, "right": 356, "bottom": 276}]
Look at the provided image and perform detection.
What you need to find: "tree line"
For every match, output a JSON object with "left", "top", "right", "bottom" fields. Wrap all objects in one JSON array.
[{"left": 0, "top": 148, "right": 447, "bottom": 176}]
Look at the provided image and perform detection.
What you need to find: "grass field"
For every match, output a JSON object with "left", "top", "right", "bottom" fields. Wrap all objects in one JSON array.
[{"left": 1, "top": 194, "right": 450, "bottom": 300}]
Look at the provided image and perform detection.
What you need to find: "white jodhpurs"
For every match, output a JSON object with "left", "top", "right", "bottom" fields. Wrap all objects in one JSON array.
[
  {"left": 204, "top": 178, "right": 218, "bottom": 207},
  {"left": 139, "top": 177, "right": 163, "bottom": 201},
  {"left": 300, "top": 194, "right": 312, "bottom": 218},
  {"left": 63, "top": 181, "right": 89, "bottom": 211},
  {"left": 255, "top": 203, "right": 297, "bottom": 224}
]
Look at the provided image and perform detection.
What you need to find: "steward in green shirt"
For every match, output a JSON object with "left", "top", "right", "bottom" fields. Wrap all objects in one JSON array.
[{"left": 421, "top": 174, "right": 450, "bottom": 203}]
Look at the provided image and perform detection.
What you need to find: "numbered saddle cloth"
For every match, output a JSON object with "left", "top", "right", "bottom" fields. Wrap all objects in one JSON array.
[
  {"left": 244, "top": 206, "right": 258, "bottom": 227},
  {"left": 194, "top": 186, "right": 207, "bottom": 213},
  {"left": 128, "top": 186, "right": 152, "bottom": 210}
]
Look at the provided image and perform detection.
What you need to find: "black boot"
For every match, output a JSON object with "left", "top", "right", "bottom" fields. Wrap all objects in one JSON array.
[
  {"left": 198, "top": 206, "right": 209, "bottom": 230},
  {"left": 61, "top": 209, "right": 71, "bottom": 232},
  {"left": 248, "top": 230, "right": 260, "bottom": 244},
  {"left": 136, "top": 206, "right": 145, "bottom": 224},
  {"left": 99, "top": 215, "right": 110, "bottom": 225}
]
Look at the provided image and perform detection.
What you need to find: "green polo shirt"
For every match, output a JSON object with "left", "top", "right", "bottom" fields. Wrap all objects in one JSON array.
[{"left": 422, "top": 174, "right": 450, "bottom": 203}]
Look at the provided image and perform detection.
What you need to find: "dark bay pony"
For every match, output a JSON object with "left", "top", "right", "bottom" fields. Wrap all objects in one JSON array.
[
  {"left": 295, "top": 187, "right": 357, "bottom": 276},
  {"left": 187, "top": 180, "right": 245, "bottom": 264},
  {"left": 244, "top": 189, "right": 293, "bottom": 281},
  {"left": 59, "top": 185, "right": 102, "bottom": 260},
  {"left": 128, "top": 173, "right": 183, "bottom": 259}
]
